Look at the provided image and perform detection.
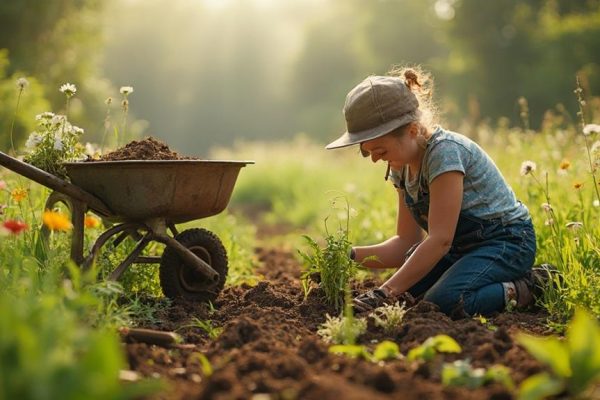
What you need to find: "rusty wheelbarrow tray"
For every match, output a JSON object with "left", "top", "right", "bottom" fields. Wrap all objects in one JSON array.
[{"left": 0, "top": 150, "right": 253, "bottom": 302}]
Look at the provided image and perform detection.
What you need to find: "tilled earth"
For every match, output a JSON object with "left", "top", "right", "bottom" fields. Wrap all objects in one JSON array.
[{"left": 125, "top": 247, "right": 552, "bottom": 400}]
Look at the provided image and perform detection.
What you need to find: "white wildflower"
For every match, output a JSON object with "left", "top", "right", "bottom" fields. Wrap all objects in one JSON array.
[
  {"left": 59, "top": 83, "right": 77, "bottom": 97},
  {"left": 25, "top": 132, "right": 42, "bottom": 149},
  {"left": 51, "top": 114, "right": 65, "bottom": 126},
  {"left": 120, "top": 86, "right": 134, "bottom": 95},
  {"left": 593, "top": 199, "right": 600, "bottom": 207},
  {"left": 520, "top": 160, "right": 537, "bottom": 176},
  {"left": 565, "top": 221, "right": 583, "bottom": 231},
  {"left": 541, "top": 203, "right": 552, "bottom": 212},
  {"left": 583, "top": 124, "right": 600, "bottom": 136},
  {"left": 71, "top": 126, "right": 84, "bottom": 135},
  {"left": 545, "top": 219, "right": 554, "bottom": 226},
  {"left": 16, "top": 77, "right": 29, "bottom": 90},
  {"left": 53, "top": 137, "right": 63, "bottom": 151},
  {"left": 84, "top": 142, "right": 100, "bottom": 157},
  {"left": 35, "top": 112, "right": 55, "bottom": 121}
]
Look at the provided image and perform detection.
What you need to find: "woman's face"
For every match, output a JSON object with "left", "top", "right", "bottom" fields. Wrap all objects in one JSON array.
[{"left": 360, "top": 125, "right": 420, "bottom": 169}]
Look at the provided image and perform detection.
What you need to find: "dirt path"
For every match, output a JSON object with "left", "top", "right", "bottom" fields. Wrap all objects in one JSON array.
[{"left": 125, "top": 247, "right": 550, "bottom": 400}]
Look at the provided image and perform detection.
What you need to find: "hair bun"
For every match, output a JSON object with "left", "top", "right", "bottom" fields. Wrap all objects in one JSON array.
[{"left": 404, "top": 69, "right": 421, "bottom": 89}]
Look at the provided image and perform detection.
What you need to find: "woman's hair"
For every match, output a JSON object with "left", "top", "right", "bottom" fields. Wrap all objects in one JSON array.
[{"left": 387, "top": 65, "right": 438, "bottom": 133}]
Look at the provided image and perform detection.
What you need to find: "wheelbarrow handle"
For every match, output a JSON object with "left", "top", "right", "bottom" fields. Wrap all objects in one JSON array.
[{"left": 0, "top": 150, "right": 112, "bottom": 216}]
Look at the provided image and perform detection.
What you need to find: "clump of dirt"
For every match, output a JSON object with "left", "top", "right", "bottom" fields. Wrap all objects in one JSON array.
[{"left": 99, "top": 137, "right": 195, "bottom": 161}]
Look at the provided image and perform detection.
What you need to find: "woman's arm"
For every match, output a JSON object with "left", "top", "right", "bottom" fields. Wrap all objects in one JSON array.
[
  {"left": 381, "top": 171, "right": 463, "bottom": 293},
  {"left": 353, "top": 188, "right": 425, "bottom": 269}
]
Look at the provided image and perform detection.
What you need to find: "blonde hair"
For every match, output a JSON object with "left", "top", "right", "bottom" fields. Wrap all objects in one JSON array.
[{"left": 387, "top": 65, "right": 438, "bottom": 134}]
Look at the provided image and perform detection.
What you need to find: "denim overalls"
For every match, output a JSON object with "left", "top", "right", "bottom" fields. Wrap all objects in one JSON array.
[{"left": 397, "top": 159, "right": 536, "bottom": 316}]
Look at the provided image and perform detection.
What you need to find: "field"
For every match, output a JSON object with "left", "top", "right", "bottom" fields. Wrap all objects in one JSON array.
[{"left": 2, "top": 119, "right": 600, "bottom": 399}]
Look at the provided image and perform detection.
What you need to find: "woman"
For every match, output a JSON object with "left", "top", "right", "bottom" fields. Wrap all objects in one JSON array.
[{"left": 326, "top": 67, "right": 549, "bottom": 316}]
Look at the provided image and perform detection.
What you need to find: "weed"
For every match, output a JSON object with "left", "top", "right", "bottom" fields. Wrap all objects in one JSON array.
[
  {"left": 180, "top": 317, "right": 223, "bottom": 340},
  {"left": 370, "top": 301, "right": 407, "bottom": 334},
  {"left": 317, "top": 313, "right": 367, "bottom": 345}
]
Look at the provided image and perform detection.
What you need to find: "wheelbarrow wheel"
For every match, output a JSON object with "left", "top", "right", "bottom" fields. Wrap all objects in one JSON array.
[{"left": 159, "top": 228, "right": 228, "bottom": 302}]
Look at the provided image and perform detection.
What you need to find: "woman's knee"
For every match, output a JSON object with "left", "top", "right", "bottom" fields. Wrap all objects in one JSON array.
[{"left": 423, "top": 286, "right": 462, "bottom": 315}]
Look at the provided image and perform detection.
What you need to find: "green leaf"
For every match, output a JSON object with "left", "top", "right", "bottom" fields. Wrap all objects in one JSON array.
[
  {"left": 566, "top": 308, "right": 600, "bottom": 394},
  {"left": 517, "top": 333, "right": 571, "bottom": 378},
  {"left": 518, "top": 373, "right": 564, "bottom": 400},
  {"left": 329, "top": 344, "right": 370, "bottom": 359},
  {"left": 432, "top": 335, "right": 462, "bottom": 354},
  {"left": 372, "top": 340, "right": 401, "bottom": 361}
]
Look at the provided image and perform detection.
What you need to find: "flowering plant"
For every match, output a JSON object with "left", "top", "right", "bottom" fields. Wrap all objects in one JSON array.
[{"left": 23, "top": 111, "right": 85, "bottom": 178}]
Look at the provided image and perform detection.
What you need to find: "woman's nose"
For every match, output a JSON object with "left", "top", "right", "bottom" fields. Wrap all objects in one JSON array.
[{"left": 371, "top": 153, "right": 381, "bottom": 163}]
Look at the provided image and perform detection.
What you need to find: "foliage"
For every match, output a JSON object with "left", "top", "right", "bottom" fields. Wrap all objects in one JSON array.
[
  {"left": 23, "top": 111, "right": 85, "bottom": 178},
  {"left": 180, "top": 318, "right": 223, "bottom": 340},
  {"left": 329, "top": 340, "right": 402, "bottom": 362},
  {"left": 407, "top": 335, "right": 462, "bottom": 362},
  {"left": 317, "top": 313, "right": 367, "bottom": 345},
  {"left": 442, "top": 360, "right": 514, "bottom": 390},
  {"left": 299, "top": 197, "right": 359, "bottom": 309},
  {"left": 517, "top": 308, "right": 600, "bottom": 399},
  {"left": 370, "top": 301, "right": 408, "bottom": 334}
]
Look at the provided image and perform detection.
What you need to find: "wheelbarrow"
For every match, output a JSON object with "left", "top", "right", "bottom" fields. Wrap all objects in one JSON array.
[{"left": 0, "top": 150, "right": 253, "bottom": 302}]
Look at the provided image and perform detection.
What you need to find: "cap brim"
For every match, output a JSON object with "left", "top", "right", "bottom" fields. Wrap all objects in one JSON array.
[{"left": 325, "top": 114, "right": 415, "bottom": 150}]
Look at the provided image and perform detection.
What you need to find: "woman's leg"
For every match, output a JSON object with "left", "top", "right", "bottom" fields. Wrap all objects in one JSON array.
[{"left": 420, "top": 220, "right": 536, "bottom": 316}]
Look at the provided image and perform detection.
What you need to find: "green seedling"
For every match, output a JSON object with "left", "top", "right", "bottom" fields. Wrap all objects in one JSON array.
[
  {"left": 407, "top": 334, "right": 462, "bottom": 362},
  {"left": 473, "top": 314, "right": 498, "bottom": 332},
  {"left": 442, "top": 360, "right": 514, "bottom": 390},
  {"left": 188, "top": 352, "right": 213, "bottom": 377},
  {"left": 329, "top": 340, "right": 402, "bottom": 362},
  {"left": 180, "top": 318, "right": 223, "bottom": 340},
  {"left": 517, "top": 307, "right": 600, "bottom": 400},
  {"left": 317, "top": 313, "right": 367, "bottom": 345},
  {"left": 370, "top": 301, "right": 407, "bottom": 334},
  {"left": 298, "top": 196, "right": 358, "bottom": 309}
]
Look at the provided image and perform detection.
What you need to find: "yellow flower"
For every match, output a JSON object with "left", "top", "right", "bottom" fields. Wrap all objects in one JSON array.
[
  {"left": 573, "top": 181, "right": 584, "bottom": 190},
  {"left": 43, "top": 210, "right": 72, "bottom": 231},
  {"left": 559, "top": 159, "right": 571, "bottom": 170},
  {"left": 10, "top": 188, "right": 28, "bottom": 202},
  {"left": 84, "top": 215, "right": 100, "bottom": 228}
]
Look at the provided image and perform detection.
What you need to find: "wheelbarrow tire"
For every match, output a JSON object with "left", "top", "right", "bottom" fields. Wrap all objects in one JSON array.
[{"left": 160, "top": 228, "right": 228, "bottom": 303}]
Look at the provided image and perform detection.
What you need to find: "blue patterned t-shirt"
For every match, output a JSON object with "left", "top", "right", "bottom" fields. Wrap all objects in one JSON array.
[{"left": 389, "top": 126, "right": 530, "bottom": 224}]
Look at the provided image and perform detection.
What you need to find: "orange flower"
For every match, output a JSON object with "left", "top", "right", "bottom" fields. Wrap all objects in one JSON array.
[
  {"left": 43, "top": 210, "right": 72, "bottom": 231},
  {"left": 84, "top": 215, "right": 100, "bottom": 228},
  {"left": 559, "top": 159, "right": 571, "bottom": 170},
  {"left": 2, "top": 219, "right": 28, "bottom": 234},
  {"left": 573, "top": 182, "right": 584, "bottom": 190},
  {"left": 10, "top": 188, "right": 28, "bottom": 202}
]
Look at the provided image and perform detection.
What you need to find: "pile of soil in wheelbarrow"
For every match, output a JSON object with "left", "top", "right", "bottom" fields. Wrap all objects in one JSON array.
[
  {"left": 123, "top": 246, "right": 554, "bottom": 400},
  {"left": 99, "top": 137, "right": 195, "bottom": 161}
]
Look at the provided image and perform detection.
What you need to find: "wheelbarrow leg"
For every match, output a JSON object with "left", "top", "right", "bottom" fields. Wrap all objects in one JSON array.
[
  {"left": 82, "top": 222, "right": 146, "bottom": 270},
  {"left": 38, "top": 191, "right": 86, "bottom": 265},
  {"left": 109, "top": 232, "right": 153, "bottom": 281}
]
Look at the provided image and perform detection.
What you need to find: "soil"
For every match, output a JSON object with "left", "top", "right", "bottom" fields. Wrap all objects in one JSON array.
[
  {"left": 99, "top": 137, "right": 195, "bottom": 161},
  {"left": 124, "top": 246, "right": 553, "bottom": 400}
]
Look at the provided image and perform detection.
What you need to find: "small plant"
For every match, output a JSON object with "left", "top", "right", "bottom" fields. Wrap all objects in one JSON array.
[
  {"left": 442, "top": 359, "right": 514, "bottom": 390},
  {"left": 473, "top": 314, "right": 498, "bottom": 332},
  {"left": 298, "top": 196, "right": 359, "bottom": 309},
  {"left": 370, "top": 301, "right": 407, "bottom": 334},
  {"left": 407, "top": 334, "right": 462, "bottom": 362},
  {"left": 180, "top": 317, "right": 223, "bottom": 340},
  {"left": 329, "top": 340, "right": 402, "bottom": 362},
  {"left": 317, "top": 313, "right": 367, "bottom": 345},
  {"left": 517, "top": 308, "right": 600, "bottom": 400},
  {"left": 23, "top": 111, "right": 85, "bottom": 178}
]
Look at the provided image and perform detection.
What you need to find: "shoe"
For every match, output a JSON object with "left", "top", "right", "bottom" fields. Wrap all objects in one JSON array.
[
  {"left": 512, "top": 263, "right": 560, "bottom": 308},
  {"left": 352, "top": 288, "right": 390, "bottom": 314}
]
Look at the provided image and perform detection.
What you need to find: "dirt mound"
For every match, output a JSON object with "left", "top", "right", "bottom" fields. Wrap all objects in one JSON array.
[
  {"left": 100, "top": 137, "right": 194, "bottom": 161},
  {"left": 125, "top": 247, "right": 549, "bottom": 399}
]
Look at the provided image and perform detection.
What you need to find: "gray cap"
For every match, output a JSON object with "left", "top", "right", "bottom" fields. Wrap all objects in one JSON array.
[{"left": 326, "top": 75, "right": 420, "bottom": 149}]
